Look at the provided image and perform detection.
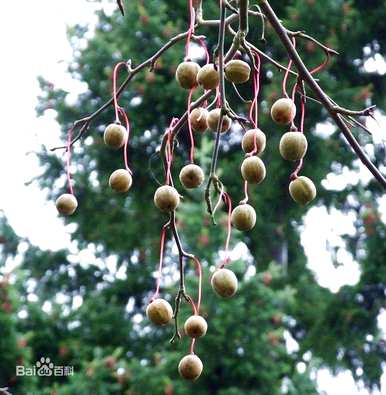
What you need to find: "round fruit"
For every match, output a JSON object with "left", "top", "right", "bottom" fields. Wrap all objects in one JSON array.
[
  {"left": 109, "top": 169, "right": 132, "bottom": 193},
  {"left": 184, "top": 315, "right": 208, "bottom": 338},
  {"left": 289, "top": 176, "right": 316, "bottom": 205},
  {"left": 231, "top": 204, "right": 256, "bottom": 231},
  {"left": 55, "top": 194, "right": 78, "bottom": 216},
  {"left": 207, "top": 109, "right": 231, "bottom": 133},
  {"left": 224, "top": 59, "right": 251, "bottom": 83},
  {"left": 146, "top": 298, "right": 173, "bottom": 326},
  {"left": 178, "top": 354, "right": 203, "bottom": 381},
  {"left": 279, "top": 132, "right": 308, "bottom": 161},
  {"left": 179, "top": 164, "right": 204, "bottom": 189},
  {"left": 197, "top": 63, "right": 219, "bottom": 90},
  {"left": 270, "top": 98, "right": 296, "bottom": 125},
  {"left": 154, "top": 185, "right": 180, "bottom": 212},
  {"left": 211, "top": 268, "right": 238, "bottom": 298},
  {"left": 241, "top": 156, "right": 266, "bottom": 184},
  {"left": 175, "top": 61, "right": 200, "bottom": 89},
  {"left": 242, "top": 129, "right": 266, "bottom": 154},
  {"left": 190, "top": 107, "right": 208, "bottom": 133},
  {"left": 104, "top": 123, "right": 127, "bottom": 149}
]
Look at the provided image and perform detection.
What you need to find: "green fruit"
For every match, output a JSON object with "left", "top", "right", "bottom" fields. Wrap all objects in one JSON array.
[
  {"left": 146, "top": 298, "right": 173, "bottom": 326},
  {"left": 279, "top": 132, "right": 308, "bottom": 161},
  {"left": 179, "top": 164, "right": 204, "bottom": 189},
  {"left": 211, "top": 268, "right": 238, "bottom": 297},
  {"left": 225, "top": 59, "right": 251, "bottom": 83},
  {"left": 154, "top": 185, "right": 180, "bottom": 211},
  {"left": 207, "top": 109, "right": 231, "bottom": 133},
  {"left": 242, "top": 128, "right": 266, "bottom": 154},
  {"left": 55, "top": 194, "right": 78, "bottom": 216},
  {"left": 241, "top": 156, "right": 266, "bottom": 184},
  {"left": 231, "top": 204, "right": 256, "bottom": 231},
  {"left": 184, "top": 315, "right": 208, "bottom": 338},
  {"left": 175, "top": 61, "right": 200, "bottom": 89},
  {"left": 289, "top": 176, "right": 316, "bottom": 205},
  {"left": 197, "top": 63, "right": 219, "bottom": 89},
  {"left": 190, "top": 107, "right": 209, "bottom": 132},
  {"left": 271, "top": 98, "right": 296, "bottom": 125},
  {"left": 109, "top": 169, "right": 133, "bottom": 192},
  {"left": 178, "top": 354, "right": 203, "bottom": 381}
]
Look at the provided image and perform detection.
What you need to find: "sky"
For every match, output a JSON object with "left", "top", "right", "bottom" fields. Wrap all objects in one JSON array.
[{"left": 0, "top": 1, "right": 385, "bottom": 394}]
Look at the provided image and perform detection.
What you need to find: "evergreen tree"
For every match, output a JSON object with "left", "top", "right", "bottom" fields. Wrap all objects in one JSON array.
[{"left": 0, "top": 1, "right": 385, "bottom": 394}]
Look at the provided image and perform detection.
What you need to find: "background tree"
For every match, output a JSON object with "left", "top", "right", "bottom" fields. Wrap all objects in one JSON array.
[{"left": 0, "top": 0, "right": 385, "bottom": 394}]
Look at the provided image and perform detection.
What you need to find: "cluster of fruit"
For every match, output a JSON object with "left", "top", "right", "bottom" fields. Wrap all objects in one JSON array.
[
  {"left": 54, "top": 53, "right": 317, "bottom": 383},
  {"left": 144, "top": 54, "right": 317, "bottom": 380},
  {"left": 55, "top": 56, "right": 316, "bottom": 218},
  {"left": 55, "top": 122, "right": 132, "bottom": 215},
  {"left": 271, "top": 98, "right": 316, "bottom": 204}
]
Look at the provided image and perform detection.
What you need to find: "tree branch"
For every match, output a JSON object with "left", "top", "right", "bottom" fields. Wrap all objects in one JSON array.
[
  {"left": 168, "top": 211, "right": 198, "bottom": 343},
  {"left": 333, "top": 104, "right": 376, "bottom": 117},
  {"left": 117, "top": 0, "right": 125, "bottom": 16},
  {"left": 50, "top": 31, "right": 206, "bottom": 151},
  {"left": 205, "top": 0, "right": 227, "bottom": 217},
  {"left": 239, "top": 0, "right": 249, "bottom": 34},
  {"left": 286, "top": 29, "right": 339, "bottom": 56},
  {"left": 258, "top": 0, "right": 386, "bottom": 189}
]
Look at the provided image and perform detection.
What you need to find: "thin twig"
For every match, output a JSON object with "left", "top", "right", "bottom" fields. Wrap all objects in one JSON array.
[
  {"left": 205, "top": 0, "right": 227, "bottom": 217},
  {"left": 117, "top": 0, "right": 125, "bottom": 16},
  {"left": 168, "top": 211, "right": 198, "bottom": 343},
  {"left": 51, "top": 31, "right": 206, "bottom": 151},
  {"left": 286, "top": 29, "right": 339, "bottom": 56},
  {"left": 239, "top": 0, "right": 249, "bottom": 34},
  {"left": 333, "top": 104, "right": 376, "bottom": 117}
]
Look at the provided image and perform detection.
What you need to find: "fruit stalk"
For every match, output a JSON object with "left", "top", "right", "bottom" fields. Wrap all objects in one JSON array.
[{"left": 205, "top": 0, "right": 227, "bottom": 217}]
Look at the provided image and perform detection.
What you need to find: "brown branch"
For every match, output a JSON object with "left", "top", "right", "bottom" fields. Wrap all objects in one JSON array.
[
  {"left": 167, "top": 90, "right": 215, "bottom": 142},
  {"left": 197, "top": 8, "right": 264, "bottom": 28},
  {"left": 50, "top": 31, "right": 206, "bottom": 151},
  {"left": 286, "top": 29, "right": 339, "bottom": 56},
  {"left": 333, "top": 104, "right": 376, "bottom": 117},
  {"left": 225, "top": 18, "right": 295, "bottom": 74},
  {"left": 168, "top": 211, "right": 197, "bottom": 343},
  {"left": 342, "top": 116, "right": 372, "bottom": 136},
  {"left": 239, "top": 0, "right": 249, "bottom": 34},
  {"left": 258, "top": 0, "right": 386, "bottom": 189},
  {"left": 117, "top": 0, "right": 125, "bottom": 16},
  {"left": 205, "top": 0, "right": 227, "bottom": 218}
]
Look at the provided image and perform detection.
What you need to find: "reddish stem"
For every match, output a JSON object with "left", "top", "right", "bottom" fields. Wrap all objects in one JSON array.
[
  {"left": 185, "top": 0, "right": 195, "bottom": 59},
  {"left": 198, "top": 37, "right": 210, "bottom": 64},
  {"left": 190, "top": 338, "right": 196, "bottom": 354},
  {"left": 282, "top": 37, "right": 296, "bottom": 98},
  {"left": 290, "top": 90, "right": 306, "bottom": 180},
  {"left": 113, "top": 62, "right": 127, "bottom": 123},
  {"left": 187, "top": 88, "right": 196, "bottom": 162},
  {"left": 66, "top": 126, "right": 75, "bottom": 195},
  {"left": 117, "top": 108, "right": 132, "bottom": 174},
  {"left": 151, "top": 223, "right": 169, "bottom": 301},
  {"left": 192, "top": 256, "right": 202, "bottom": 313},
  {"left": 220, "top": 192, "right": 232, "bottom": 268},
  {"left": 240, "top": 180, "right": 249, "bottom": 204},
  {"left": 165, "top": 118, "right": 179, "bottom": 185},
  {"left": 248, "top": 52, "right": 261, "bottom": 128},
  {"left": 310, "top": 53, "right": 330, "bottom": 75},
  {"left": 189, "top": 255, "right": 202, "bottom": 354}
]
